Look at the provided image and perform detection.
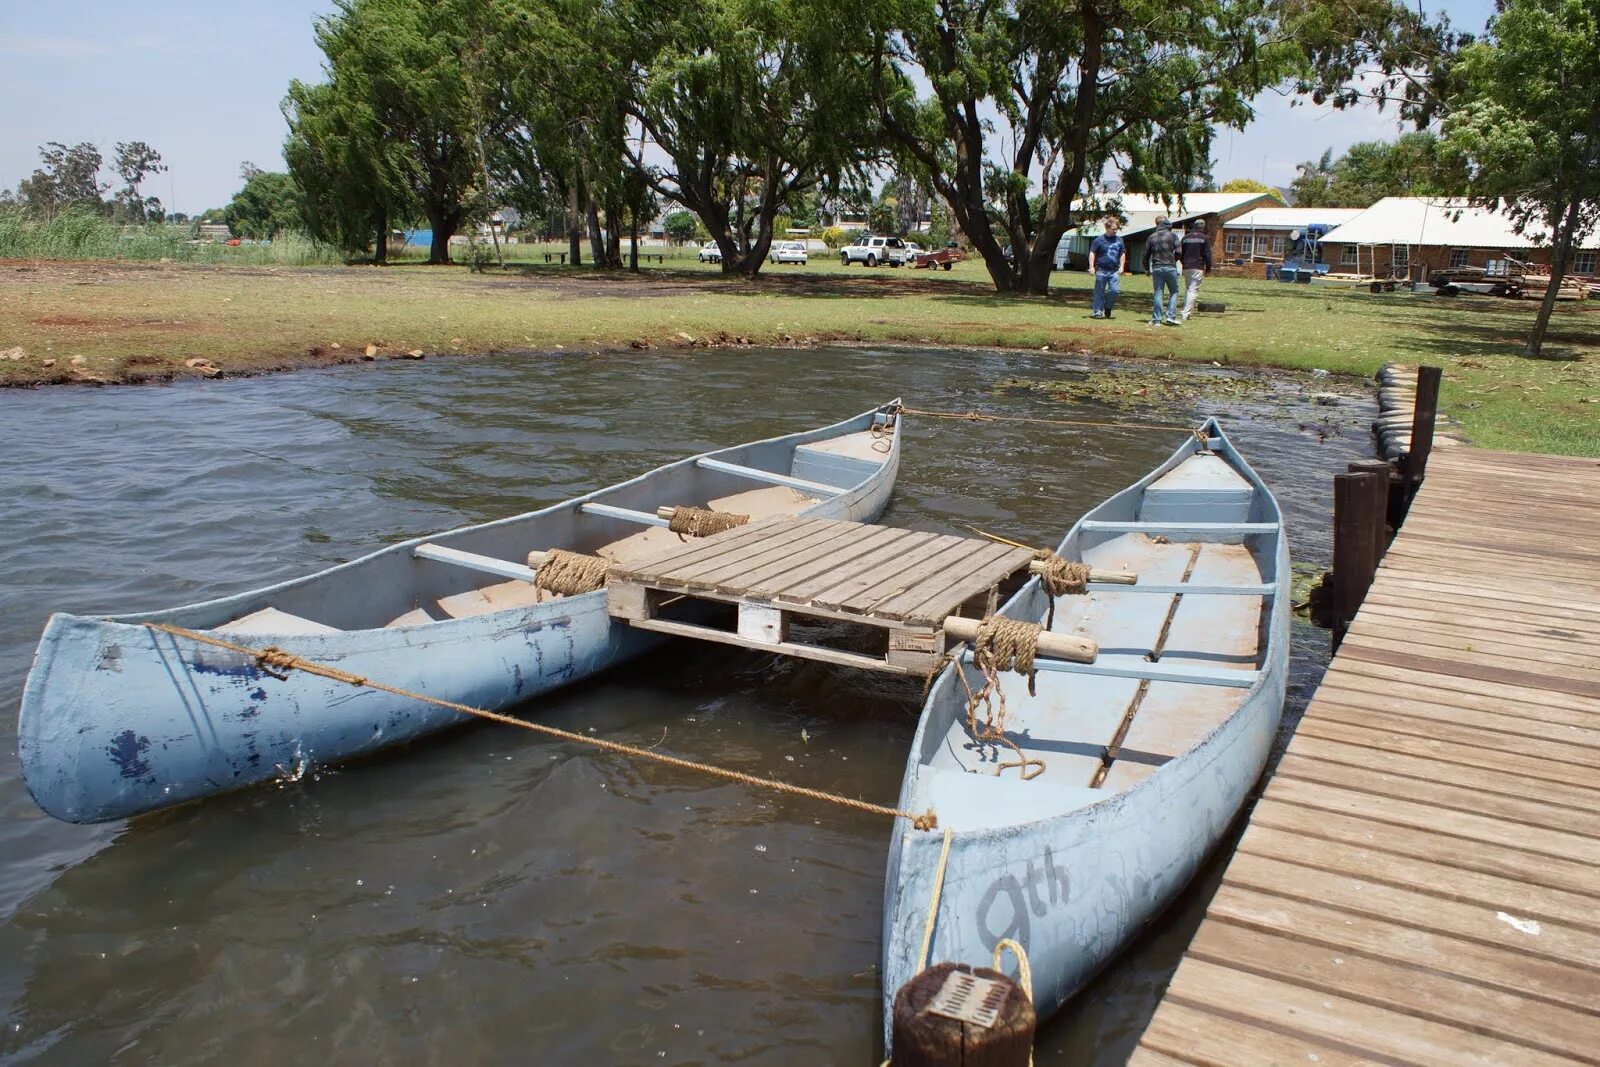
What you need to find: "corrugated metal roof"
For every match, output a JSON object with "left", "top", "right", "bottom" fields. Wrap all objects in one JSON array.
[
  {"left": 1319, "top": 197, "right": 1600, "bottom": 250},
  {"left": 1074, "top": 191, "right": 1274, "bottom": 220},
  {"left": 1227, "top": 207, "right": 1365, "bottom": 230}
]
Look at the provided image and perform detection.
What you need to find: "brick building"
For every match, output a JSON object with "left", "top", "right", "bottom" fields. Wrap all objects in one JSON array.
[
  {"left": 1220, "top": 207, "right": 1365, "bottom": 265},
  {"left": 1319, "top": 197, "right": 1600, "bottom": 281}
]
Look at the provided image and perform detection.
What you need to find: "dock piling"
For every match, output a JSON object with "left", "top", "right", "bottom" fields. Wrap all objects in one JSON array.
[
  {"left": 890, "top": 963, "right": 1035, "bottom": 1066},
  {"left": 1330, "top": 470, "right": 1384, "bottom": 646}
]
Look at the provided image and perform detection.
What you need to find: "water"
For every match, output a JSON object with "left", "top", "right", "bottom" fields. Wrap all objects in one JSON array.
[{"left": 0, "top": 348, "right": 1373, "bottom": 1063}]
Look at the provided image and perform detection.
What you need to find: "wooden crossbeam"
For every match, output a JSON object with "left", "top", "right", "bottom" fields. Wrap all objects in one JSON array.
[
  {"left": 1086, "top": 582, "right": 1276, "bottom": 596},
  {"left": 695, "top": 456, "right": 843, "bottom": 497},
  {"left": 580, "top": 502, "right": 671, "bottom": 527},
  {"left": 414, "top": 543, "right": 536, "bottom": 582},
  {"left": 959, "top": 650, "right": 1259, "bottom": 688},
  {"left": 1080, "top": 521, "right": 1280, "bottom": 535}
]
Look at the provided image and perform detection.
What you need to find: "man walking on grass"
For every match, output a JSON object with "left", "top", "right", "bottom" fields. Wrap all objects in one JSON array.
[
  {"left": 1146, "top": 217, "right": 1181, "bottom": 326},
  {"left": 1180, "top": 219, "right": 1213, "bottom": 320},
  {"left": 1090, "top": 218, "right": 1125, "bottom": 320}
]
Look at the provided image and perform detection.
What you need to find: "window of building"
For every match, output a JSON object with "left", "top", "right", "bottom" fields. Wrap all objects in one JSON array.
[
  {"left": 1224, "top": 234, "right": 1239, "bottom": 255},
  {"left": 1392, "top": 245, "right": 1410, "bottom": 269},
  {"left": 1575, "top": 250, "right": 1598, "bottom": 275},
  {"left": 1449, "top": 249, "right": 1470, "bottom": 268},
  {"left": 1268, "top": 235, "right": 1285, "bottom": 256},
  {"left": 1340, "top": 245, "right": 1358, "bottom": 266},
  {"left": 1240, "top": 236, "right": 1254, "bottom": 257}
]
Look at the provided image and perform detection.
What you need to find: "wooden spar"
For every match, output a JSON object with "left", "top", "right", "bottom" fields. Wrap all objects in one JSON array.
[
  {"left": 942, "top": 617, "right": 1097, "bottom": 663},
  {"left": 415, "top": 543, "right": 537, "bottom": 582},
  {"left": 693, "top": 456, "right": 843, "bottom": 497},
  {"left": 580, "top": 501, "right": 671, "bottom": 527},
  {"left": 957, "top": 650, "right": 1261, "bottom": 688}
]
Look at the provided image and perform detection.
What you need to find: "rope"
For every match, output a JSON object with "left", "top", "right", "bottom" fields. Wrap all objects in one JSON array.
[
  {"left": 1032, "top": 549, "right": 1089, "bottom": 630},
  {"left": 142, "top": 622, "right": 938, "bottom": 831},
  {"left": 666, "top": 506, "right": 749, "bottom": 538},
  {"left": 900, "top": 406, "right": 1196, "bottom": 434},
  {"left": 951, "top": 616, "right": 1047, "bottom": 781},
  {"left": 993, "top": 938, "right": 1036, "bottom": 1066},
  {"left": 918, "top": 826, "right": 954, "bottom": 971},
  {"left": 531, "top": 549, "right": 610, "bottom": 597}
]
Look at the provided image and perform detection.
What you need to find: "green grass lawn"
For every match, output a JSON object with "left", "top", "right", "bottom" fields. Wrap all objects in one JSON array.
[{"left": 2, "top": 253, "right": 1596, "bottom": 455}]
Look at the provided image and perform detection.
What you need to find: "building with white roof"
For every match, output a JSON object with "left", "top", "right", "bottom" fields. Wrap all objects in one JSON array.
[
  {"left": 1060, "top": 190, "right": 1277, "bottom": 272},
  {"left": 1221, "top": 207, "right": 1366, "bottom": 263},
  {"left": 1319, "top": 197, "right": 1599, "bottom": 280}
]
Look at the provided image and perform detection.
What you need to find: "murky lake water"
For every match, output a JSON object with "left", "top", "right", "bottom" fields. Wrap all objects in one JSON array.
[{"left": 0, "top": 347, "right": 1374, "bottom": 1064}]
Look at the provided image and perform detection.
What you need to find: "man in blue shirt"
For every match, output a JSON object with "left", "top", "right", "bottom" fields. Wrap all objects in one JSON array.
[{"left": 1089, "top": 218, "right": 1125, "bottom": 319}]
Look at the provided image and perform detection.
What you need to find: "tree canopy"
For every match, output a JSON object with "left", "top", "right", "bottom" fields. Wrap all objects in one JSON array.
[
  {"left": 1290, "top": 132, "right": 1467, "bottom": 207},
  {"left": 224, "top": 167, "right": 302, "bottom": 239}
]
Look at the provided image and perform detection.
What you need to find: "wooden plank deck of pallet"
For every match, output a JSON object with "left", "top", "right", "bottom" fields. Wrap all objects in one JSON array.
[
  {"left": 606, "top": 517, "right": 1036, "bottom": 675},
  {"left": 1128, "top": 446, "right": 1600, "bottom": 1066}
]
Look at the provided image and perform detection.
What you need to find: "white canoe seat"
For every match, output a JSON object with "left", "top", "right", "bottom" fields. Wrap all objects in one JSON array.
[
  {"left": 217, "top": 606, "right": 341, "bottom": 636},
  {"left": 913, "top": 767, "right": 1107, "bottom": 831},
  {"left": 594, "top": 486, "right": 817, "bottom": 568},
  {"left": 386, "top": 604, "right": 444, "bottom": 628},
  {"left": 1139, "top": 453, "right": 1254, "bottom": 524},
  {"left": 796, "top": 430, "right": 887, "bottom": 463},
  {"left": 793, "top": 432, "right": 888, "bottom": 489}
]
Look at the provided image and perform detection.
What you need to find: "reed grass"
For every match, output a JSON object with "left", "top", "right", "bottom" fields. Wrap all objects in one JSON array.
[{"left": 0, "top": 208, "right": 344, "bottom": 266}]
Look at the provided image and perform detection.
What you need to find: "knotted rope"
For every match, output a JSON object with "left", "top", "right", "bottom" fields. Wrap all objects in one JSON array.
[
  {"left": 143, "top": 622, "right": 938, "bottom": 831},
  {"left": 1032, "top": 549, "right": 1090, "bottom": 629},
  {"left": 667, "top": 506, "right": 749, "bottom": 539},
  {"left": 935, "top": 615, "right": 1048, "bottom": 781},
  {"left": 531, "top": 548, "right": 610, "bottom": 597}
]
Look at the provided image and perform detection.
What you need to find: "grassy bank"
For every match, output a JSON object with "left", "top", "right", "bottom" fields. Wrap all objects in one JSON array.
[{"left": 1, "top": 255, "right": 1595, "bottom": 455}]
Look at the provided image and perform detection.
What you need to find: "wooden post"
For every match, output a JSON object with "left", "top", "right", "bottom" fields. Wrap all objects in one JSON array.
[
  {"left": 1331, "top": 471, "right": 1383, "bottom": 647},
  {"left": 890, "top": 963, "right": 1035, "bottom": 1066},
  {"left": 1346, "top": 459, "right": 1394, "bottom": 561},
  {"left": 1402, "top": 365, "right": 1442, "bottom": 490}
]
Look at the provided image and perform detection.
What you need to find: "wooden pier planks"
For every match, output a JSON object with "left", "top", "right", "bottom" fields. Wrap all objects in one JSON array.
[{"left": 1130, "top": 447, "right": 1600, "bottom": 1067}]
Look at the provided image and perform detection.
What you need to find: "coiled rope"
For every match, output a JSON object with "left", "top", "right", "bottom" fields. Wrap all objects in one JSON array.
[
  {"left": 1032, "top": 549, "right": 1089, "bottom": 629},
  {"left": 667, "top": 506, "right": 749, "bottom": 538},
  {"left": 142, "top": 622, "right": 938, "bottom": 831},
  {"left": 933, "top": 615, "right": 1048, "bottom": 781},
  {"left": 531, "top": 548, "right": 611, "bottom": 597}
]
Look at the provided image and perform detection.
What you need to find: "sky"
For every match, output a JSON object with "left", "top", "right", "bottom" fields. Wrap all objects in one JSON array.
[{"left": 0, "top": 0, "right": 1499, "bottom": 215}]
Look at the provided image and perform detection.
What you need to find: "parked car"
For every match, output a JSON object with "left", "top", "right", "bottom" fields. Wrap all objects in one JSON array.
[
  {"left": 769, "top": 241, "right": 808, "bottom": 265},
  {"left": 840, "top": 235, "right": 910, "bottom": 267},
  {"left": 697, "top": 243, "right": 722, "bottom": 263}
]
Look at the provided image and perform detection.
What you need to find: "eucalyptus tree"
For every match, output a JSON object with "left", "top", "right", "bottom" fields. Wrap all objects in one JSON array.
[
  {"left": 112, "top": 142, "right": 166, "bottom": 223},
  {"left": 306, "top": 0, "right": 490, "bottom": 264},
  {"left": 1441, "top": 0, "right": 1600, "bottom": 359},
  {"left": 284, "top": 80, "right": 415, "bottom": 262},
  {"left": 621, "top": 0, "right": 883, "bottom": 275},
  {"left": 871, "top": 0, "right": 1303, "bottom": 294}
]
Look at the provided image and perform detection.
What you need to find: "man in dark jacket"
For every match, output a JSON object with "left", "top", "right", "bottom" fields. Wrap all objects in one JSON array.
[
  {"left": 1180, "top": 220, "right": 1214, "bottom": 321},
  {"left": 1145, "top": 217, "right": 1181, "bottom": 326}
]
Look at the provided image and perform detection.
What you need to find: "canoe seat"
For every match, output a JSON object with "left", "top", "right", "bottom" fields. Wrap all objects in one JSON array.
[
  {"left": 912, "top": 767, "right": 1107, "bottom": 831},
  {"left": 386, "top": 603, "right": 445, "bottom": 628},
  {"left": 793, "top": 433, "right": 887, "bottom": 488},
  {"left": 1139, "top": 453, "right": 1253, "bottom": 523},
  {"left": 217, "top": 606, "right": 341, "bottom": 636},
  {"left": 436, "top": 578, "right": 546, "bottom": 620}
]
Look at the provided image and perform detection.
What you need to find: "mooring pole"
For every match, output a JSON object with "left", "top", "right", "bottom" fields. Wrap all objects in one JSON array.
[
  {"left": 1401, "top": 365, "right": 1442, "bottom": 493},
  {"left": 1331, "top": 471, "right": 1383, "bottom": 647},
  {"left": 1347, "top": 459, "right": 1394, "bottom": 563},
  {"left": 890, "top": 963, "right": 1035, "bottom": 1066}
]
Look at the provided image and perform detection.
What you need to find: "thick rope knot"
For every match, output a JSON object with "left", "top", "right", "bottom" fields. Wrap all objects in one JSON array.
[
  {"left": 667, "top": 506, "right": 749, "bottom": 538},
  {"left": 973, "top": 616, "right": 1042, "bottom": 693},
  {"left": 912, "top": 809, "right": 939, "bottom": 831},
  {"left": 532, "top": 549, "right": 610, "bottom": 597},
  {"left": 1032, "top": 551, "right": 1091, "bottom": 596}
]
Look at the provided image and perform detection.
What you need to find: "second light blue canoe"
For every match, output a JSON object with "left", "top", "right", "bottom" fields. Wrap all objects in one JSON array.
[
  {"left": 20, "top": 402, "right": 903, "bottom": 824},
  {"left": 881, "top": 418, "right": 1289, "bottom": 1039}
]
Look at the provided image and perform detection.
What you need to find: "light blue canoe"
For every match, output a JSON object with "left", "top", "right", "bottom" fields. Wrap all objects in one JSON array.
[
  {"left": 20, "top": 403, "right": 903, "bottom": 824},
  {"left": 881, "top": 418, "right": 1288, "bottom": 1038}
]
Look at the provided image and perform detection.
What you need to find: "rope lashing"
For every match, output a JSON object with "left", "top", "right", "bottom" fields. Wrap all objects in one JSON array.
[
  {"left": 993, "top": 937, "right": 1036, "bottom": 1066},
  {"left": 142, "top": 622, "right": 939, "bottom": 831},
  {"left": 666, "top": 506, "right": 749, "bottom": 538},
  {"left": 1031, "top": 550, "right": 1090, "bottom": 629},
  {"left": 919, "top": 826, "right": 955, "bottom": 971},
  {"left": 532, "top": 548, "right": 610, "bottom": 597},
  {"left": 950, "top": 615, "right": 1047, "bottom": 781}
]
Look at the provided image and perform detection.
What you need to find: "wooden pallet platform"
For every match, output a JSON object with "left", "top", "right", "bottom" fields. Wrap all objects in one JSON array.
[
  {"left": 606, "top": 517, "right": 1035, "bottom": 675},
  {"left": 1129, "top": 446, "right": 1600, "bottom": 1066}
]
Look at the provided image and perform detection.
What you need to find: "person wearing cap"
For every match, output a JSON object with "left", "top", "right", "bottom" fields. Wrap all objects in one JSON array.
[
  {"left": 1089, "top": 217, "right": 1125, "bottom": 319},
  {"left": 1180, "top": 219, "right": 1214, "bottom": 321},
  {"left": 1145, "top": 216, "right": 1181, "bottom": 326}
]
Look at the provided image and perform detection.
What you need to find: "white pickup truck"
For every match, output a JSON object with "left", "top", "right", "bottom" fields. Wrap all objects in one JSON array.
[{"left": 839, "top": 235, "right": 910, "bottom": 267}]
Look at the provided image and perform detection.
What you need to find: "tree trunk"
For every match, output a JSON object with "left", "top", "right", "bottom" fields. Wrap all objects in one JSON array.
[
  {"left": 629, "top": 212, "right": 639, "bottom": 272},
  {"left": 374, "top": 203, "right": 388, "bottom": 266},
  {"left": 585, "top": 196, "right": 607, "bottom": 267},
  {"left": 425, "top": 204, "right": 457, "bottom": 265},
  {"left": 1525, "top": 191, "right": 1583, "bottom": 359},
  {"left": 568, "top": 167, "right": 583, "bottom": 266}
]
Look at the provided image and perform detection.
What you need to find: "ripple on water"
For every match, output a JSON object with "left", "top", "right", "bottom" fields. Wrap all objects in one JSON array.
[{"left": 0, "top": 348, "right": 1373, "bottom": 1063}]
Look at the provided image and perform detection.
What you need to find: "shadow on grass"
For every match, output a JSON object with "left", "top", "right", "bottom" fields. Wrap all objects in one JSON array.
[{"left": 1401, "top": 301, "right": 1600, "bottom": 362}]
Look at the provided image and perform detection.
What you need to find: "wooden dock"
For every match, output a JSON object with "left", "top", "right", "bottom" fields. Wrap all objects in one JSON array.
[{"left": 1130, "top": 445, "right": 1600, "bottom": 1065}]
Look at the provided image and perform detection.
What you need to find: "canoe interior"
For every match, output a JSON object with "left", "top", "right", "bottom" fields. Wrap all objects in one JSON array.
[
  {"left": 103, "top": 413, "right": 899, "bottom": 636},
  {"left": 904, "top": 421, "right": 1285, "bottom": 828}
]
